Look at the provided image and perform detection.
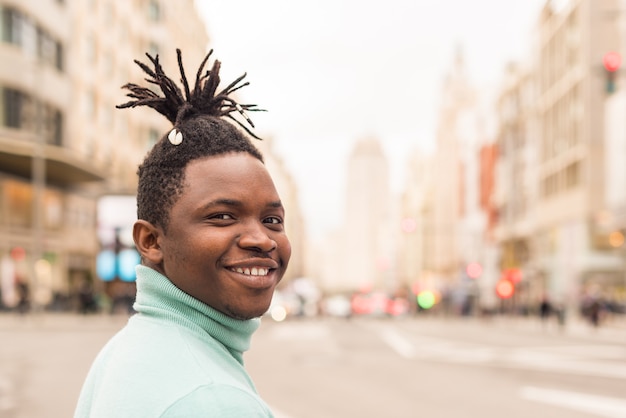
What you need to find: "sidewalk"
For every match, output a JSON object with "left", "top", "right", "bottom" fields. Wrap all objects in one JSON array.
[
  {"left": 0, "top": 312, "right": 130, "bottom": 418},
  {"left": 484, "top": 313, "right": 626, "bottom": 344},
  {"left": 0, "top": 311, "right": 129, "bottom": 332}
]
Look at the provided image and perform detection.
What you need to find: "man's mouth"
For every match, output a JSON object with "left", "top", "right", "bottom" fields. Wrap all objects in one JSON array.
[{"left": 229, "top": 267, "right": 270, "bottom": 276}]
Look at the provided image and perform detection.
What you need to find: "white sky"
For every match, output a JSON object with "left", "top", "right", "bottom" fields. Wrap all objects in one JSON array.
[{"left": 194, "top": 0, "right": 546, "bottom": 241}]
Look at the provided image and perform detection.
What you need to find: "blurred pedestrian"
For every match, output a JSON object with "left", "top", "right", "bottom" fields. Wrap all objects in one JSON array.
[
  {"left": 77, "top": 280, "right": 97, "bottom": 314},
  {"left": 74, "top": 49, "right": 291, "bottom": 417},
  {"left": 588, "top": 298, "right": 603, "bottom": 327},
  {"left": 539, "top": 295, "right": 552, "bottom": 321},
  {"left": 15, "top": 275, "right": 30, "bottom": 314}
]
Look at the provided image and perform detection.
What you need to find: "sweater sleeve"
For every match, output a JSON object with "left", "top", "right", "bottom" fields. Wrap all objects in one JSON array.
[{"left": 160, "top": 384, "right": 274, "bottom": 418}]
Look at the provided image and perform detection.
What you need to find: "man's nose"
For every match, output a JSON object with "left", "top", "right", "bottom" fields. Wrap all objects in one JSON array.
[{"left": 238, "top": 221, "right": 277, "bottom": 252}]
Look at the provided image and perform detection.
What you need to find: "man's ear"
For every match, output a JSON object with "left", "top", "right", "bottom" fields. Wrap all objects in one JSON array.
[{"left": 133, "top": 220, "right": 163, "bottom": 265}]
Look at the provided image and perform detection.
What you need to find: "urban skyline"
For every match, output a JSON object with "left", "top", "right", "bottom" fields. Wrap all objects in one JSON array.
[{"left": 196, "top": 0, "right": 547, "bottom": 242}]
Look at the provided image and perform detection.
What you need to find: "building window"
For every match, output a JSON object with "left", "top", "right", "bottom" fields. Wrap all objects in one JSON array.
[
  {"left": 542, "top": 173, "right": 559, "bottom": 199},
  {"left": 55, "top": 41, "right": 64, "bottom": 71},
  {"left": 37, "top": 28, "right": 54, "bottom": 67},
  {"left": 1, "top": 7, "right": 64, "bottom": 71},
  {"left": 1, "top": 7, "right": 22, "bottom": 46},
  {"left": 1, "top": 86, "right": 64, "bottom": 145},
  {"left": 2, "top": 87, "right": 25, "bottom": 128}
]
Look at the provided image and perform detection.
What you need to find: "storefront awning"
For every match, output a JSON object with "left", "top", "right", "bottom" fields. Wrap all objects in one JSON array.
[{"left": 0, "top": 137, "right": 106, "bottom": 187}]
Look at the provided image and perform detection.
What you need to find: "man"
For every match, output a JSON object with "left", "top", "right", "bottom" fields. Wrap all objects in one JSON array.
[{"left": 74, "top": 49, "right": 291, "bottom": 417}]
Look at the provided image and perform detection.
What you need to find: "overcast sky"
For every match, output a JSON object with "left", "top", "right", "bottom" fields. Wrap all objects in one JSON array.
[{"left": 194, "top": 0, "right": 545, "bottom": 240}]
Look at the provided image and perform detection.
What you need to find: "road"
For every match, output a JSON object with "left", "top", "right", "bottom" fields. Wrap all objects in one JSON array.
[
  {"left": 247, "top": 315, "right": 626, "bottom": 418},
  {"left": 0, "top": 313, "right": 624, "bottom": 418}
]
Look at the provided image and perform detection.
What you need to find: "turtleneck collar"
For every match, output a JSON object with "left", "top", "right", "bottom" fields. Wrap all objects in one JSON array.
[{"left": 132, "top": 265, "right": 261, "bottom": 364}]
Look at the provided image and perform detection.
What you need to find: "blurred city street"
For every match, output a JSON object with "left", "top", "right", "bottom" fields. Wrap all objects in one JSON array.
[
  {"left": 0, "top": 312, "right": 624, "bottom": 418},
  {"left": 2, "top": 2, "right": 626, "bottom": 416}
]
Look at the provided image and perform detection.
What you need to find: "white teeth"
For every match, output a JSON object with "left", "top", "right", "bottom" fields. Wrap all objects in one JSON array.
[{"left": 231, "top": 267, "right": 269, "bottom": 276}]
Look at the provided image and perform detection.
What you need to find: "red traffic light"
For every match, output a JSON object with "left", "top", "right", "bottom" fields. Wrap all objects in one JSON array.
[
  {"left": 10, "top": 246, "right": 26, "bottom": 261},
  {"left": 504, "top": 268, "right": 522, "bottom": 284},
  {"left": 466, "top": 262, "right": 483, "bottom": 279},
  {"left": 495, "top": 279, "right": 515, "bottom": 299},
  {"left": 603, "top": 51, "right": 621, "bottom": 72}
]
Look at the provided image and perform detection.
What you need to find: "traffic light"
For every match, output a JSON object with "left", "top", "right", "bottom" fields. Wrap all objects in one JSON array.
[
  {"left": 495, "top": 279, "right": 515, "bottom": 299},
  {"left": 9, "top": 246, "right": 26, "bottom": 261},
  {"left": 503, "top": 268, "right": 522, "bottom": 284},
  {"left": 466, "top": 262, "right": 483, "bottom": 279},
  {"left": 603, "top": 51, "right": 621, "bottom": 94},
  {"left": 417, "top": 290, "right": 436, "bottom": 310}
]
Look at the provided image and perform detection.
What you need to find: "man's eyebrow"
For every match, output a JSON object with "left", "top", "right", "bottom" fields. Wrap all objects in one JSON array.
[
  {"left": 206, "top": 199, "right": 241, "bottom": 208},
  {"left": 201, "top": 199, "right": 284, "bottom": 209}
]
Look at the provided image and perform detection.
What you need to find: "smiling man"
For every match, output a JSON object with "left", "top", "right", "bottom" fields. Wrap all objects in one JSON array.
[{"left": 74, "top": 50, "right": 291, "bottom": 418}]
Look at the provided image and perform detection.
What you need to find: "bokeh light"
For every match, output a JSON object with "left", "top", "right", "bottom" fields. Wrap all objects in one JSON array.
[
  {"left": 270, "top": 305, "right": 287, "bottom": 322},
  {"left": 417, "top": 290, "right": 436, "bottom": 309},
  {"left": 495, "top": 279, "right": 515, "bottom": 299}
]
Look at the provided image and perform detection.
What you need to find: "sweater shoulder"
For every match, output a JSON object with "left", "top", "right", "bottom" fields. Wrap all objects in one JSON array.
[
  {"left": 76, "top": 316, "right": 256, "bottom": 417},
  {"left": 161, "top": 384, "right": 274, "bottom": 417}
]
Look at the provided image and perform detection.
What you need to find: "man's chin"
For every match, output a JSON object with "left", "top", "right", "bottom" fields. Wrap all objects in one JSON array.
[{"left": 224, "top": 305, "right": 269, "bottom": 321}]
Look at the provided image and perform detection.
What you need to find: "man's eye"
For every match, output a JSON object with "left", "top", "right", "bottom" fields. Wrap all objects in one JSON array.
[
  {"left": 264, "top": 216, "right": 282, "bottom": 225},
  {"left": 211, "top": 214, "right": 234, "bottom": 220}
]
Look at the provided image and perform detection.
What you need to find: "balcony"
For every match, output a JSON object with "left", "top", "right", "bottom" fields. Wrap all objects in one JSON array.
[{"left": 0, "top": 135, "right": 106, "bottom": 187}]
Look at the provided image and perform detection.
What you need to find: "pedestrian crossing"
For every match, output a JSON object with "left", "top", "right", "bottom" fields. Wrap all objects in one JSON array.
[
  {"left": 0, "top": 376, "right": 15, "bottom": 413},
  {"left": 519, "top": 386, "right": 626, "bottom": 418},
  {"left": 261, "top": 318, "right": 626, "bottom": 417},
  {"left": 374, "top": 323, "right": 626, "bottom": 380}
]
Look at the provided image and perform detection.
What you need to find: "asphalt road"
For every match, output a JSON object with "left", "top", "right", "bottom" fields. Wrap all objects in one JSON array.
[
  {"left": 246, "top": 315, "right": 626, "bottom": 418},
  {"left": 0, "top": 313, "right": 624, "bottom": 418}
]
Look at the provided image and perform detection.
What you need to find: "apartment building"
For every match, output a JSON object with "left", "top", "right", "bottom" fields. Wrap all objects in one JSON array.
[
  {"left": 423, "top": 50, "right": 474, "bottom": 288},
  {"left": 492, "top": 0, "right": 626, "bottom": 313},
  {"left": 531, "top": 0, "right": 622, "bottom": 309},
  {"left": 494, "top": 62, "right": 539, "bottom": 310},
  {"left": 319, "top": 136, "right": 393, "bottom": 293}
]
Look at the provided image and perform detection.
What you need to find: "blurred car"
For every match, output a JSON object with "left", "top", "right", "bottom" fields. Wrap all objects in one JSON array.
[
  {"left": 321, "top": 295, "right": 352, "bottom": 318},
  {"left": 351, "top": 291, "right": 410, "bottom": 317}
]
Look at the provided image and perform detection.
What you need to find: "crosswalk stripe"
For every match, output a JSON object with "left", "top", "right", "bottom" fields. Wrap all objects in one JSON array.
[
  {"left": 371, "top": 323, "right": 626, "bottom": 380},
  {"left": 519, "top": 386, "right": 626, "bottom": 418},
  {"left": 0, "top": 376, "right": 15, "bottom": 411},
  {"left": 379, "top": 328, "right": 416, "bottom": 358}
]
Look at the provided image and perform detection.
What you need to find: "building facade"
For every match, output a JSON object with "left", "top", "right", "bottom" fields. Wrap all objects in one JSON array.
[
  {"left": 317, "top": 137, "right": 393, "bottom": 294},
  {"left": 423, "top": 50, "right": 474, "bottom": 294},
  {"left": 494, "top": 62, "right": 539, "bottom": 311},
  {"left": 531, "top": 0, "right": 622, "bottom": 311}
]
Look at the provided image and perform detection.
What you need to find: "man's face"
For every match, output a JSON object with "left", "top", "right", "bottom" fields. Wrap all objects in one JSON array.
[{"left": 157, "top": 153, "right": 291, "bottom": 320}]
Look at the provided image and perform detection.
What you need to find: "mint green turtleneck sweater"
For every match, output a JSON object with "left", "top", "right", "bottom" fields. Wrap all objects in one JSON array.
[{"left": 74, "top": 265, "right": 274, "bottom": 417}]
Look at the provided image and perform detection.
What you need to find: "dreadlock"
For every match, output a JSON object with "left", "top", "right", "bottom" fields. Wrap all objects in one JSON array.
[{"left": 117, "top": 49, "right": 265, "bottom": 232}]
